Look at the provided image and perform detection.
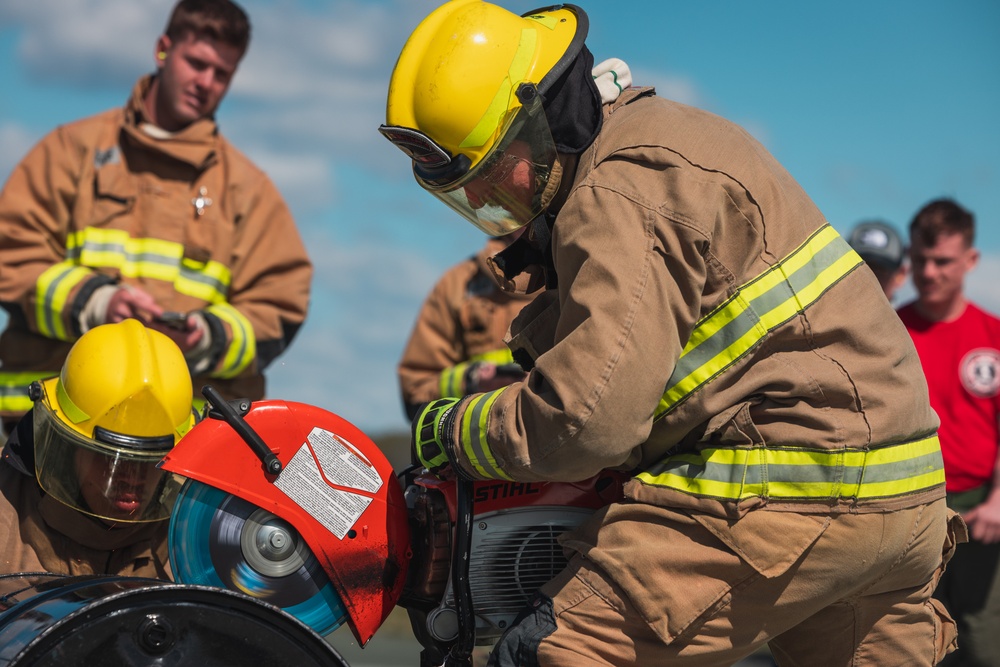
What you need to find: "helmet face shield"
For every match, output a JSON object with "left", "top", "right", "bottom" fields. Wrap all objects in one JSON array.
[
  {"left": 33, "top": 392, "right": 177, "bottom": 523},
  {"left": 415, "top": 94, "right": 559, "bottom": 237}
]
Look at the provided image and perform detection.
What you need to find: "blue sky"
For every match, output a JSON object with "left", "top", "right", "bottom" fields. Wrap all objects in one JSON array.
[{"left": 1, "top": 0, "right": 998, "bottom": 435}]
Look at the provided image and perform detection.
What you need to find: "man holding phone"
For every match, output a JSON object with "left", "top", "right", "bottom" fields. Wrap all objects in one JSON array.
[{"left": 0, "top": 0, "right": 312, "bottom": 435}]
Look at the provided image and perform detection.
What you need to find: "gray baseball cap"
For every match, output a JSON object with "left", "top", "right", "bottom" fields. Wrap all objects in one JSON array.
[{"left": 848, "top": 221, "right": 904, "bottom": 270}]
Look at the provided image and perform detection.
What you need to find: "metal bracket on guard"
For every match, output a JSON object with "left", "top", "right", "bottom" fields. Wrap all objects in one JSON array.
[{"left": 202, "top": 385, "right": 283, "bottom": 475}]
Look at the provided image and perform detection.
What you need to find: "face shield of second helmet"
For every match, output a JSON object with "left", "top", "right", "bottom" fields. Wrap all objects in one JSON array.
[
  {"left": 417, "top": 92, "right": 558, "bottom": 237},
  {"left": 32, "top": 383, "right": 178, "bottom": 524}
]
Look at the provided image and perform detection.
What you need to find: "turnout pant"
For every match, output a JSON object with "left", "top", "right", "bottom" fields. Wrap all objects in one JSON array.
[{"left": 489, "top": 499, "right": 963, "bottom": 667}]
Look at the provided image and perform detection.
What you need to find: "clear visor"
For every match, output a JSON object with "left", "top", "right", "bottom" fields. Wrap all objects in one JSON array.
[
  {"left": 417, "top": 95, "right": 559, "bottom": 237},
  {"left": 33, "top": 401, "right": 178, "bottom": 523}
]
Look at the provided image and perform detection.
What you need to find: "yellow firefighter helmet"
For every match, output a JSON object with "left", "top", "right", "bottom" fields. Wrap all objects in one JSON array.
[
  {"left": 31, "top": 319, "right": 194, "bottom": 522},
  {"left": 380, "top": 1, "right": 588, "bottom": 236}
]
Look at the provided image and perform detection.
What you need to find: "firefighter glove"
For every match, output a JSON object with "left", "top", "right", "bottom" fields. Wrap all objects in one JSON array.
[{"left": 412, "top": 397, "right": 461, "bottom": 475}]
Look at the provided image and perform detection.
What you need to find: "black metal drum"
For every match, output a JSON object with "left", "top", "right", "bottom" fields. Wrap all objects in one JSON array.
[{"left": 0, "top": 573, "right": 350, "bottom": 666}]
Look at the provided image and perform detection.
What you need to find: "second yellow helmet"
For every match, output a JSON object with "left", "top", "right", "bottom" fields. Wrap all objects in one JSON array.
[{"left": 41, "top": 318, "right": 193, "bottom": 443}]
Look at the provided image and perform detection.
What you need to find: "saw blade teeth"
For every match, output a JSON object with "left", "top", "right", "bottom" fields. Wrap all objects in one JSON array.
[{"left": 168, "top": 479, "right": 348, "bottom": 635}]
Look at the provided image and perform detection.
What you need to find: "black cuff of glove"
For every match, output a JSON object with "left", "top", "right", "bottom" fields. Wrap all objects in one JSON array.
[{"left": 463, "top": 361, "right": 483, "bottom": 394}]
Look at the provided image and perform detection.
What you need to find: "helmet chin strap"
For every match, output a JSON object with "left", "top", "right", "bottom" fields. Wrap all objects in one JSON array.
[
  {"left": 538, "top": 156, "right": 563, "bottom": 211},
  {"left": 486, "top": 215, "right": 555, "bottom": 294},
  {"left": 526, "top": 215, "right": 551, "bottom": 253}
]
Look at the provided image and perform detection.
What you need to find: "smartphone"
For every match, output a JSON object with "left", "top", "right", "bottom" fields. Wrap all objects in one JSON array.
[{"left": 155, "top": 311, "right": 188, "bottom": 330}]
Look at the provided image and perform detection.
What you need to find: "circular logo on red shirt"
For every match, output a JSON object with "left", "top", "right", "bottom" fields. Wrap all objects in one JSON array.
[{"left": 960, "top": 348, "right": 1000, "bottom": 398}]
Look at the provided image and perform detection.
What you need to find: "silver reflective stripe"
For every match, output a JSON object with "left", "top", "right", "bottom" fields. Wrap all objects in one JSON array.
[
  {"left": 656, "top": 224, "right": 862, "bottom": 418},
  {"left": 66, "top": 228, "right": 231, "bottom": 303},
  {"left": 460, "top": 389, "right": 513, "bottom": 480},
  {"left": 636, "top": 435, "right": 946, "bottom": 501}
]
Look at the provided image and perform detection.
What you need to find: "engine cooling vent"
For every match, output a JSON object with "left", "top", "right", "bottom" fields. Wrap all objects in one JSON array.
[{"left": 467, "top": 507, "right": 593, "bottom": 618}]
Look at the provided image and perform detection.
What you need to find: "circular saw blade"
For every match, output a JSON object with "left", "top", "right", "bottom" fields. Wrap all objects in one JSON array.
[{"left": 169, "top": 478, "right": 347, "bottom": 635}]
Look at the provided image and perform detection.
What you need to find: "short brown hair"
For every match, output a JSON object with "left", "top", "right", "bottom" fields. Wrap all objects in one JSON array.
[
  {"left": 909, "top": 198, "right": 975, "bottom": 248},
  {"left": 165, "top": 0, "right": 251, "bottom": 57}
]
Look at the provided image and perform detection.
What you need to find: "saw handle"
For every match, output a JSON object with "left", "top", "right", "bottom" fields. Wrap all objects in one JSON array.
[
  {"left": 202, "top": 385, "right": 283, "bottom": 475},
  {"left": 446, "top": 476, "right": 476, "bottom": 667}
]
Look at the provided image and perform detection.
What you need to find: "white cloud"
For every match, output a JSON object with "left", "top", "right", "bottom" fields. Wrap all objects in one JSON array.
[
  {"left": 630, "top": 67, "right": 702, "bottom": 107},
  {"left": 1, "top": 0, "right": 435, "bottom": 93},
  {"left": 0, "top": 123, "right": 37, "bottom": 182},
  {"left": 4, "top": 0, "right": 169, "bottom": 86},
  {"left": 237, "top": 147, "right": 334, "bottom": 213}
]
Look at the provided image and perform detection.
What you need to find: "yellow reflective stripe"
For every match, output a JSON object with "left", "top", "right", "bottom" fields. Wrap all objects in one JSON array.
[
  {"left": 206, "top": 303, "right": 256, "bottom": 379},
  {"left": 177, "top": 256, "right": 229, "bottom": 304},
  {"left": 0, "top": 371, "right": 54, "bottom": 413},
  {"left": 635, "top": 435, "right": 945, "bottom": 501},
  {"left": 66, "top": 228, "right": 231, "bottom": 303},
  {"left": 460, "top": 28, "right": 536, "bottom": 150},
  {"left": 0, "top": 395, "right": 33, "bottom": 414},
  {"left": 469, "top": 348, "right": 515, "bottom": 365},
  {"left": 35, "top": 262, "right": 93, "bottom": 340},
  {"left": 656, "top": 225, "right": 862, "bottom": 419},
  {"left": 440, "top": 362, "right": 469, "bottom": 398},
  {"left": 0, "top": 371, "right": 55, "bottom": 386},
  {"left": 55, "top": 377, "right": 90, "bottom": 424},
  {"left": 460, "top": 388, "right": 513, "bottom": 480},
  {"left": 439, "top": 349, "right": 516, "bottom": 398}
]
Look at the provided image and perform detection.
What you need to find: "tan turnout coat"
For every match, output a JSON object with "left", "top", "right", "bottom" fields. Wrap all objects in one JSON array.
[
  {"left": 0, "top": 460, "right": 171, "bottom": 579},
  {"left": 439, "top": 90, "right": 949, "bottom": 638},
  {"left": 0, "top": 76, "right": 312, "bottom": 419}
]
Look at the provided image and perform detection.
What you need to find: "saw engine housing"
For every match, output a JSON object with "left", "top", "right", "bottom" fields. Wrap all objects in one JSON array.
[{"left": 399, "top": 470, "right": 625, "bottom": 648}]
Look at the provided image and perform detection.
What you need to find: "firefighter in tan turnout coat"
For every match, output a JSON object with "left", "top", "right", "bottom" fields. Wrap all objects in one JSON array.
[
  {"left": 0, "top": 320, "right": 193, "bottom": 579},
  {"left": 0, "top": 0, "right": 311, "bottom": 435},
  {"left": 381, "top": 2, "right": 965, "bottom": 665}
]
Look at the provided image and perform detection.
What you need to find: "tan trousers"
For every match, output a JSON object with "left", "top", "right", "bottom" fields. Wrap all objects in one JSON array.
[{"left": 489, "top": 500, "right": 962, "bottom": 667}]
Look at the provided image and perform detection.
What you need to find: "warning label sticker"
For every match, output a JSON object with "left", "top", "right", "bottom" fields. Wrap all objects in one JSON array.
[
  {"left": 307, "top": 428, "right": 383, "bottom": 494},
  {"left": 273, "top": 428, "right": 384, "bottom": 539}
]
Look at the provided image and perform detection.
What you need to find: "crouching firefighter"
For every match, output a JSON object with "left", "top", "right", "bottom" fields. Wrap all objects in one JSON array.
[
  {"left": 0, "top": 319, "right": 196, "bottom": 579},
  {"left": 380, "top": 2, "right": 967, "bottom": 665}
]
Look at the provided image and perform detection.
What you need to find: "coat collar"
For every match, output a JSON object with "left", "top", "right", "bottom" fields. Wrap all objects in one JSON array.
[{"left": 121, "top": 74, "right": 220, "bottom": 170}]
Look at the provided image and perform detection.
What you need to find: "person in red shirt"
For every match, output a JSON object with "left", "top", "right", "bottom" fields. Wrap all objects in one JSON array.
[{"left": 897, "top": 198, "right": 1000, "bottom": 666}]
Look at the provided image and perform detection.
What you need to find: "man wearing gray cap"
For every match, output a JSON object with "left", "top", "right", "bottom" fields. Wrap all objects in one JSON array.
[{"left": 848, "top": 220, "right": 908, "bottom": 301}]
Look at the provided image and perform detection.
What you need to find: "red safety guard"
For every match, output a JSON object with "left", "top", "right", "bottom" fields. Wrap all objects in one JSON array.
[{"left": 160, "top": 399, "right": 411, "bottom": 646}]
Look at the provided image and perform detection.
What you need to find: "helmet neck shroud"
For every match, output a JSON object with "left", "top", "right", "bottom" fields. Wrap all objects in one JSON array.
[
  {"left": 541, "top": 44, "right": 602, "bottom": 155},
  {"left": 531, "top": 5, "right": 602, "bottom": 156}
]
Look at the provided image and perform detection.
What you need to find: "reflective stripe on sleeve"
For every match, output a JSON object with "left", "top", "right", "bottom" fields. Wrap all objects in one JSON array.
[
  {"left": 440, "top": 362, "right": 469, "bottom": 398},
  {"left": 66, "top": 228, "right": 231, "bottom": 304},
  {"left": 205, "top": 302, "right": 256, "bottom": 378},
  {"left": 0, "top": 371, "right": 54, "bottom": 414},
  {"left": 656, "top": 224, "right": 863, "bottom": 419},
  {"left": 635, "top": 435, "right": 945, "bottom": 501},
  {"left": 459, "top": 388, "right": 513, "bottom": 480},
  {"left": 439, "top": 348, "right": 516, "bottom": 398},
  {"left": 35, "top": 262, "right": 94, "bottom": 340},
  {"left": 470, "top": 348, "right": 515, "bottom": 365}
]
